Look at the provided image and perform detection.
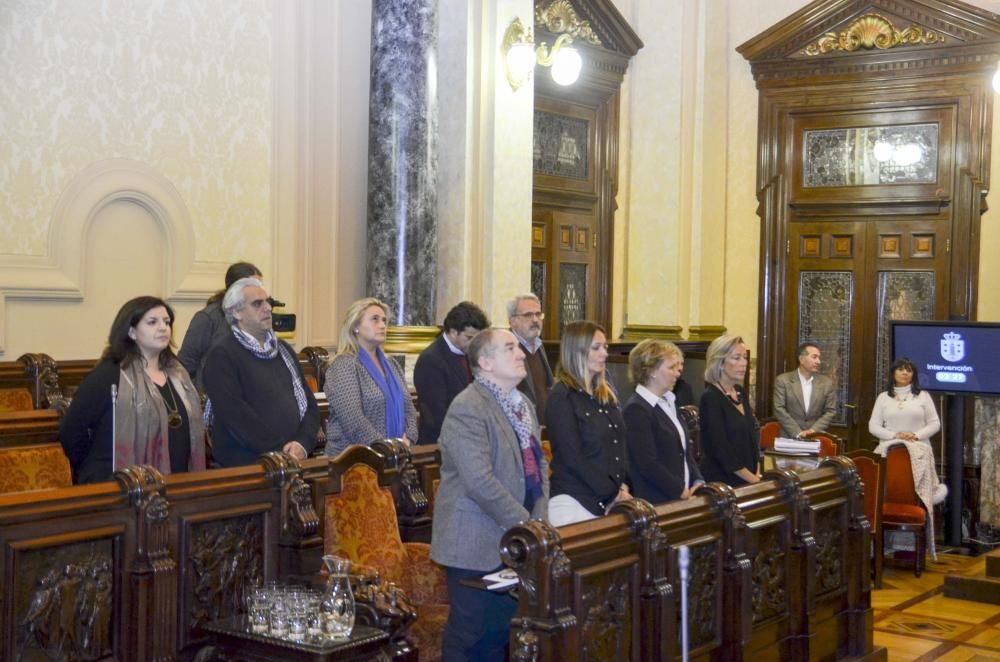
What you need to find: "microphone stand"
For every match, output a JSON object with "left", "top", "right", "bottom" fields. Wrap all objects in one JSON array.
[
  {"left": 679, "top": 544, "right": 690, "bottom": 662},
  {"left": 110, "top": 384, "right": 118, "bottom": 473}
]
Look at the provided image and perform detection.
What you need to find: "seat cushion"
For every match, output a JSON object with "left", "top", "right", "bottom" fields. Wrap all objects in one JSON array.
[
  {"left": 883, "top": 502, "right": 926, "bottom": 525},
  {"left": 0, "top": 388, "right": 33, "bottom": 412},
  {"left": 409, "top": 603, "right": 449, "bottom": 662}
]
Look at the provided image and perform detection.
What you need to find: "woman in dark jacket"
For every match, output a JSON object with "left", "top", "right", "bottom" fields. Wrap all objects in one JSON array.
[
  {"left": 546, "top": 320, "right": 630, "bottom": 526},
  {"left": 623, "top": 339, "right": 703, "bottom": 503},
  {"left": 698, "top": 334, "right": 760, "bottom": 487}
]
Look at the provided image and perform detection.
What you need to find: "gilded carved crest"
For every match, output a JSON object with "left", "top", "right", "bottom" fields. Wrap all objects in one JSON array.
[
  {"left": 535, "top": 0, "right": 602, "bottom": 46},
  {"left": 800, "top": 13, "right": 945, "bottom": 56}
]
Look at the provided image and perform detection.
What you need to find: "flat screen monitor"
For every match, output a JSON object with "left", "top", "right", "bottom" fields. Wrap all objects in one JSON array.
[{"left": 890, "top": 320, "right": 1000, "bottom": 396}]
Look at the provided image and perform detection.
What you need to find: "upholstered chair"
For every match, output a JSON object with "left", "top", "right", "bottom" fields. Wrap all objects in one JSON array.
[
  {"left": 0, "top": 388, "right": 34, "bottom": 413},
  {"left": 847, "top": 449, "right": 886, "bottom": 588},
  {"left": 0, "top": 443, "right": 72, "bottom": 494},
  {"left": 758, "top": 417, "right": 781, "bottom": 451},
  {"left": 324, "top": 446, "right": 448, "bottom": 661},
  {"left": 882, "top": 443, "right": 926, "bottom": 577},
  {"left": 802, "top": 430, "right": 842, "bottom": 457}
]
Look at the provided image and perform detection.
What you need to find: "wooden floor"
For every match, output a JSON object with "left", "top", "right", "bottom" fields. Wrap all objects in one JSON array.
[{"left": 874, "top": 551, "right": 1000, "bottom": 660}]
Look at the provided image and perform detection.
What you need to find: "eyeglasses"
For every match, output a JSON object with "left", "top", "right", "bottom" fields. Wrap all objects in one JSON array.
[{"left": 513, "top": 311, "right": 545, "bottom": 320}]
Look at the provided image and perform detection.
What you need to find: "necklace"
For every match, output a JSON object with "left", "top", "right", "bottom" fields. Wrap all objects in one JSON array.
[
  {"left": 717, "top": 383, "right": 742, "bottom": 407},
  {"left": 161, "top": 380, "right": 183, "bottom": 429}
]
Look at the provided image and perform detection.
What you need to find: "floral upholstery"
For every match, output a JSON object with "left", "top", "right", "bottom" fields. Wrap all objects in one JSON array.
[
  {"left": 0, "top": 443, "right": 72, "bottom": 494},
  {"left": 0, "top": 388, "right": 34, "bottom": 412},
  {"left": 325, "top": 464, "right": 448, "bottom": 660}
]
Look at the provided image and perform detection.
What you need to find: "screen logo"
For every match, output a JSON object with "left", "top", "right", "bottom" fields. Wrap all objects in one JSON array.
[{"left": 940, "top": 331, "right": 965, "bottom": 362}]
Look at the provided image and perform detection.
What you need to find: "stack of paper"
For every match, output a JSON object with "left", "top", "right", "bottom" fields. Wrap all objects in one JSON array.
[{"left": 774, "top": 437, "right": 821, "bottom": 454}]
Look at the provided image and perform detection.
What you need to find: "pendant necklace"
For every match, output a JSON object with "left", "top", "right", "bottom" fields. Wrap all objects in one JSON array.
[{"left": 162, "top": 380, "right": 183, "bottom": 429}]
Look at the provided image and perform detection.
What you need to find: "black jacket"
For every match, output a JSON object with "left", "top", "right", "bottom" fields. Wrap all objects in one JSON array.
[
  {"left": 413, "top": 335, "right": 472, "bottom": 444},
  {"left": 623, "top": 393, "right": 703, "bottom": 503}
]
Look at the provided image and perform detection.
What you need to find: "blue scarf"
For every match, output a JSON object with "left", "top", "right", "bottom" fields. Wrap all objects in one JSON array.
[{"left": 358, "top": 348, "right": 407, "bottom": 438}]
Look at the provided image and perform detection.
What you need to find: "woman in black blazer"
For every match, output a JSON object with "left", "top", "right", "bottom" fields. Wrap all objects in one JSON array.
[
  {"left": 698, "top": 334, "right": 760, "bottom": 487},
  {"left": 623, "top": 340, "right": 704, "bottom": 503},
  {"left": 545, "top": 320, "right": 630, "bottom": 526}
]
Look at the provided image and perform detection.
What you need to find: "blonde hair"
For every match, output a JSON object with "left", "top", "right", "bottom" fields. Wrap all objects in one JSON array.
[
  {"left": 337, "top": 297, "right": 389, "bottom": 357},
  {"left": 704, "top": 334, "right": 745, "bottom": 385},
  {"left": 628, "top": 339, "right": 683, "bottom": 387},
  {"left": 555, "top": 320, "right": 617, "bottom": 405}
]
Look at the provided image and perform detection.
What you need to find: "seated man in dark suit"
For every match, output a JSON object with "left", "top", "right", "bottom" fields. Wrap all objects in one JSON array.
[
  {"left": 412, "top": 301, "right": 489, "bottom": 444},
  {"left": 203, "top": 277, "right": 319, "bottom": 467},
  {"left": 772, "top": 341, "right": 837, "bottom": 439},
  {"left": 431, "top": 328, "right": 549, "bottom": 659}
]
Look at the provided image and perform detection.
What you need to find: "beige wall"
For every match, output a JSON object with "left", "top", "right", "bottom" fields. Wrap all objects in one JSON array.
[{"left": 614, "top": 0, "right": 1000, "bottom": 353}]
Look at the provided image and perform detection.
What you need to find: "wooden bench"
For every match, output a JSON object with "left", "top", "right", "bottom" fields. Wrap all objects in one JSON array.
[{"left": 499, "top": 458, "right": 883, "bottom": 661}]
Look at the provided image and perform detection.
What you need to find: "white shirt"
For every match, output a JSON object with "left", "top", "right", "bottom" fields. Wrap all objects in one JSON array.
[
  {"left": 798, "top": 369, "right": 814, "bottom": 413},
  {"left": 442, "top": 333, "right": 464, "bottom": 356},
  {"left": 512, "top": 330, "right": 543, "bottom": 354},
  {"left": 635, "top": 384, "right": 690, "bottom": 488}
]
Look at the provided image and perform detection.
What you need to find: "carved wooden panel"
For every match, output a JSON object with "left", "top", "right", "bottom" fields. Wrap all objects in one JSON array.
[
  {"left": 578, "top": 565, "right": 635, "bottom": 661},
  {"left": 831, "top": 235, "right": 854, "bottom": 258},
  {"left": 801, "top": 235, "right": 821, "bottom": 258},
  {"left": 750, "top": 524, "right": 787, "bottom": 623},
  {"left": 184, "top": 513, "right": 265, "bottom": 631},
  {"left": 532, "top": 223, "right": 546, "bottom": 248},
  {"left": 912, "top": 234, "right": 935, "bottom": 257},
  {"left": 685, "top": 541, "right": 720, "bottom": 649},
  {"left": 813, "top": 506, "right": 844, "bottom": 595},
  {"left": 13, "top": 539, "right": 115, "bottom": 661},
  {"left": 879, "top": 235, "right": 901, "bottom": 258},
  {"left": 559, "top": 225, "right": 573, "bottom": 250}
]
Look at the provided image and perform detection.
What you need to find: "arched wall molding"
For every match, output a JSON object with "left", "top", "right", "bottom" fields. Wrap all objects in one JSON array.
[{"left": 0, "top": 158, "right": 219, "bottom": 353}]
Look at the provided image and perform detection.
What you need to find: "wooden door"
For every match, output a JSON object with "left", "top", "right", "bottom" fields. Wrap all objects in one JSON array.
[
  {"left": 785, "top": 218, "right": 950, "bottom": 446},
  {"left": 532, "top": 206, "right": 600, "bottom": 339}
]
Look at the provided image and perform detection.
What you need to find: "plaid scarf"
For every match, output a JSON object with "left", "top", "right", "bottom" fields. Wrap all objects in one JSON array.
[
  {"left": 476, "top": 375, "right": 544, "bottom": 508},
  {"left": 203, "top": 326, "right": 308, "bottom": 424}
]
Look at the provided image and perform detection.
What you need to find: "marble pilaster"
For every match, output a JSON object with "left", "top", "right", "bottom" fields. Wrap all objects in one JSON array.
[{"left": 365, "top": 0, "right": 438, "bottom": 325}]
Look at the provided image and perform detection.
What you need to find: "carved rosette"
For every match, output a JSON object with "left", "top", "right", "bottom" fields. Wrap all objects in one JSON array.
[
  {"left": 800, "top": 13, "right": 945, "bottom": 56},
  {"left": 535, "top": 0, "right": 602, "bottom": 45}
]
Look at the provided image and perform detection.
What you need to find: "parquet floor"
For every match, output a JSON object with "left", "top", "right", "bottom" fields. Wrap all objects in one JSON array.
[{"left": 874, "top": 552, "right": 1000, "bottom": 660}]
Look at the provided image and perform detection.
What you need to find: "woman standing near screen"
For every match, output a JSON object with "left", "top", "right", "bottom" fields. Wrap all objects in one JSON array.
[{"left": 868, "top": 357, "right": 940, "bottom": 445}]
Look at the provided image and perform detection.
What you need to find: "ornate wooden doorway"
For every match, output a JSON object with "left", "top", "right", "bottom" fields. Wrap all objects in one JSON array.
[
  {"left": 530, "top": 0, "right": 641, "bottom": 339},
  {"left": 739, "top": 1, "right": 1000, "bottom": 449}
]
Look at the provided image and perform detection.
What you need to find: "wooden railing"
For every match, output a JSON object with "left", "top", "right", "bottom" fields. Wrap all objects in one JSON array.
[{"left": 500, "top": 457, "right": 883, "bottom": 661}]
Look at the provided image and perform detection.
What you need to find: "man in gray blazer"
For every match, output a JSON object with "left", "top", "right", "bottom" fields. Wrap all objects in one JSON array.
[
  {"left": 430, "top": 328, "right": 549, "bottom": 660},
  {"left": 772, "top": 342, "right": 837, "bottom": 438}
]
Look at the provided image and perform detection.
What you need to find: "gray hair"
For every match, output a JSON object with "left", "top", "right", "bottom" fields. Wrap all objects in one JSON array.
[
  {"left": 506, "top": 293, "right": 541, "bottom": 320},
  {"left": 222, "top": 277, "right": 264, "bottom": 324}
]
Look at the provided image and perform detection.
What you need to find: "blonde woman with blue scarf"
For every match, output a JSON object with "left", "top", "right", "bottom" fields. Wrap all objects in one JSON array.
[{"left": 324, "top": 298, "right": 418, "bottom": 456}]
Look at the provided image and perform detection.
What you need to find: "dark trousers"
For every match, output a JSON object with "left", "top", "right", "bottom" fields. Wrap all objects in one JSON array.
[{"left": 441, "top": 566, "right": 517, "bottom": 662}]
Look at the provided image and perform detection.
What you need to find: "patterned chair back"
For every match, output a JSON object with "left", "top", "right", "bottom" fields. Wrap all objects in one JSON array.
[{"left": 0, "top": 443, "right": 72, "bottom": 494}]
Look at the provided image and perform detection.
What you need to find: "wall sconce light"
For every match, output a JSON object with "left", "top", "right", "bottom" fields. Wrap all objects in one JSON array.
[{"left": 502, "top": 17, "right": 582, "bottom": 91}]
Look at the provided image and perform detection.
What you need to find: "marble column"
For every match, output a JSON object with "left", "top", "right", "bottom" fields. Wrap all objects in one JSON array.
[{"left": 365, "top": 0, "right": 438, "bottom": 326}]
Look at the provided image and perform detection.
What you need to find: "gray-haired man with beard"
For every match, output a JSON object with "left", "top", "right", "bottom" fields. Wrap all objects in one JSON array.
[
  {"left": 202, "top": 277, "right": 319, "bottom": 467},
  {"left": 508, "top": 293, "right": 553, "bottom": 421}
]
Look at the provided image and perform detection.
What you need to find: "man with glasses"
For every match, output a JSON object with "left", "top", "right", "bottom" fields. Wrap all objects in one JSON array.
[
  {"left": 507, "top": 293, "right": 553, "bottom": 420},
  {"left": 413, "top": 301, "right": 490, "bottom": 444}
]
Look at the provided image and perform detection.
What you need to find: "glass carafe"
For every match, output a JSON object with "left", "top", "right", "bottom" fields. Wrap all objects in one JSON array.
[{"left": 320, "top": 555, "right": 356, "bottom": 640}]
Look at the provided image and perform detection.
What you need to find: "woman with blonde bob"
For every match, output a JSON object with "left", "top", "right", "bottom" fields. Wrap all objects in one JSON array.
[
  {"left": 623, "top": 339, "right": 704, "bottom": 503},
  {"left": 545, "top": 320, "right": 630, "bottom": 526},
  {"left": 698, "top": 334, "right": 760, "bottom": 486},
  {"left": 324, "top": 298, "right": 418, "bottom": 456}
]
